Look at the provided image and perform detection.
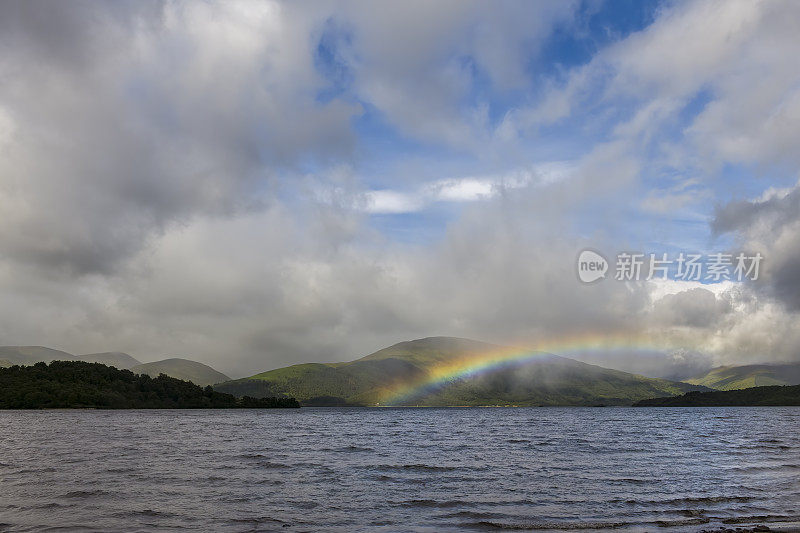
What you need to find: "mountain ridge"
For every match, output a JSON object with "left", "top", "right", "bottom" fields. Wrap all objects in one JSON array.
[
  {"left": 0, "top": 346, "right": 229, "bottom": 387},
  {"left": 216, "top": 336, "right": 707, "bottom": 406},
  {"left": 0, "top": 346, "right": 79, "bottom": 366},
  {"left": 131, "top": 358, "right": 231, "bottom": 387},
  {"left": 79, "top": 352, "right": 142, "bottom": 369},
  {"left": 684, "top": 363, "right": 800, "bottom": 390}
]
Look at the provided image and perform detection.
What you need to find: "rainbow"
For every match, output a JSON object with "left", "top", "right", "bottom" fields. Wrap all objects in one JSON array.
[{"left": 378, "top": 332, "right": 690, "bottom": 405}]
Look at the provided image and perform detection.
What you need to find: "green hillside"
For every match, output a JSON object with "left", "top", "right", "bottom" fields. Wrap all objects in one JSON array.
[
  {"left": 131, "top": 358, "right": 230, "bottom": 386},
  {"left": 634, "top": 384, "right": 800, "bottom": 407},
  {"left": 216, "top": 337, "right": 705, "bottom": 406},
  {"left": 685, "top": 363, "right": 800, "bottom": 390},
  {"left": 78, "top": 352, "right": 141, "bottom": 369}
]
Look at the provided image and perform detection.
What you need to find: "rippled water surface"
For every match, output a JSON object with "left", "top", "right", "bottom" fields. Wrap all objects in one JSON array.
[{"left": 0, "top": 407, "right": 798, "bottom": 532}]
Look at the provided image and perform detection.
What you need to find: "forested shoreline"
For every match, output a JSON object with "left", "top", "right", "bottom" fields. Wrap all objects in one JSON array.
[
  {"left": 0, "top": 361, "right": 299, "bottom": 409},
  {"left": 634, "top": 385, "right": 800, "bottom": 406}
]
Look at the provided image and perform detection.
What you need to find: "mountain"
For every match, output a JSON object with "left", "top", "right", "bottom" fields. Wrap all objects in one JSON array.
[
  {"left": 216, "top": 336, "right": 705, "bottom": 406},
  {"left": 130, "top": 358, "right": 230, "bottom": 386},
  {"left": 78, "top": 352, "right": 141, "bottom": 369},
  {"left": 0, "top": 346, "right": 229, "bottom": 387},
  {"left": 0, "top": 346, "right": 142, "bottom": 370},
  {"left": 0, "top": 361, "right": 298, "bottom": 409},
  {"left": 634, "top": 384, "right": 800, "bottom": 407},
  {"left": 0, "top": 346, "right": 79, "bottom": 366},
  {"left": 684, "top": 363, "right": 800, "bottom": 390}
]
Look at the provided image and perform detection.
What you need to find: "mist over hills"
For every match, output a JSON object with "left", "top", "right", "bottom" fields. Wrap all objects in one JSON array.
[
  {"left": 0, "top": 347, "right": 228, "bottom": 386},
  {"left": 216, "top": 336, "right": 706, "bottom": 406},
  {"left": 0, "top": 347, "right": 142, "bottom": 369},
  {"left": 79, "top": 352, "right": 142, "bottom": 369},
  {"left": 0, "top": 346, "right": 79, "bottom": 366},
  {"left": 685, "top": 363, "right": 800, "bottom": 390},
  {"left": 4, "top": 340, "right": 796, "bottom": 401},
  {"left": 130, "top": 359, "right": 231, "bottom": 387},
  {"left": 564, "top": 349, "right": 715, "bottom": 382}
]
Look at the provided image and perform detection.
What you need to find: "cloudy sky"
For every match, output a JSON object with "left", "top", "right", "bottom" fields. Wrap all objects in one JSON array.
[{"left": 0, "top": 0, "right": 799, "bottom": 377}]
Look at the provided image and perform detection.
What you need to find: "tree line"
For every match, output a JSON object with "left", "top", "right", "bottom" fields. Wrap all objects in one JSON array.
[
  {"left": 634, "top": 385, "right": 800, "bottom": 406},
  {"left": 0, "top": 361, "right": 299, "bottom": 409}
]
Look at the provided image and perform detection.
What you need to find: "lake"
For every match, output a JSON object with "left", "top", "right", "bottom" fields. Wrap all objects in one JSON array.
[{"left": 0, "top": 407, "right": 798, "bottom": 532}]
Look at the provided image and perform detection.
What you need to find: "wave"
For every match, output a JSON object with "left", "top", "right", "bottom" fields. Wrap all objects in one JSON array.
[
  {"left": 721, "top": 514, "right": 800, "bottom": 525},
  {"left": 394, "top": 499, "right": 466, "bottom": 508},
  {"left": 61, "top": 490, "right": 107, "bottom": 499},
  {"left": 228, "top": 516, "right": 286, "bottom": 525},
  {"left": 371, "top": 463, "right": 464, "bottom": 472},
  {"left": 332, "top": 445, "right": 373, "bottom": 452},
  {"left": 112, "top": 509, "right": 179, "bottom": 519},
  {"left": 628, "top": 495, "right": 755, "bottom": 506},
  {"left": 465, "top": 519, "right": 633, "bottom": 530}
]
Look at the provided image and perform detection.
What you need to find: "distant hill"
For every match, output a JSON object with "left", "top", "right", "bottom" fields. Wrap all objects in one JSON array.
[
  {"left": 131, "top": 358, "right": 230, "bottom": 386},
  {"left": 0, "top": 361, "right": 298, "bottom": 409},
  {"left": 0, "top": 347, "right": 229, "bottom": 387},
  {"left": 634, "top": 385, "right": 800, "bottom": 407},
  {"left": 0, "top": 346, "right": 142, "bottom": 369},
  {"left": 216, "top": 336, "right": 705, "bottom": 406},
  {"left": 685, "top": 363, "right": 800, "bottom": 390},
  {"left": 0, "top": 346, "right": 79, "bottom": 366},
  {"left": 78, "top": 352, "right": 141, "bottom": 369}
]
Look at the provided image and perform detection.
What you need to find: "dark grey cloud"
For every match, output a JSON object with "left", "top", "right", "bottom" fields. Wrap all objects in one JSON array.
[
  {"left": 652, "top": 288, "right": 730, "bottom": 328},
  {"left": 713, "top": 187, "right": 800, "bottom": 311},
  {"left": 0, "top": 1, "right": 161, "bottom": 69},
  {"left": 712, "top": 187, "right": 800, "bottom": 236},
  {"left": 0, "top": 0, "right": 358, "bottom": 275}
]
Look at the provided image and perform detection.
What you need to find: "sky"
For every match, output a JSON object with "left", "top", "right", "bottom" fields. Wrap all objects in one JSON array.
[{"left": 0, "top": 0, "right": 799, "bottom": 378}]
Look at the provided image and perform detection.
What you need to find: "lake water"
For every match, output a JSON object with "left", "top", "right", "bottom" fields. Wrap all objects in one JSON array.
[{"left": 0, "top": 407, "right": 798, "bottom": 532}]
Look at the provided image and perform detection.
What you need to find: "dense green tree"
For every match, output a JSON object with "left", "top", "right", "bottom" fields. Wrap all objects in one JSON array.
[
  {"left": 634, "top": 385, "right": 800, "bottom": 406},
  {"left": 0, "top": 361, "right": 299, "bottom": 409}
]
